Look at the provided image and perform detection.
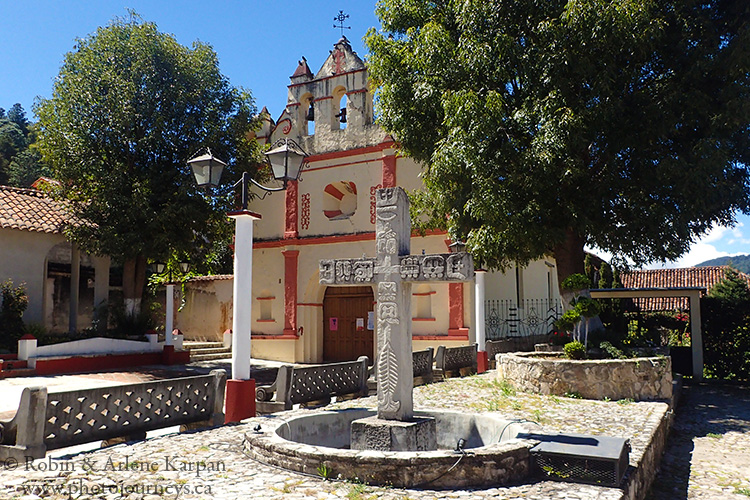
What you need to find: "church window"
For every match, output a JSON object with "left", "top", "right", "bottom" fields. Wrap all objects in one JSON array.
[{"left": 323, "top": 181, "right": 357, "bottom": 220}]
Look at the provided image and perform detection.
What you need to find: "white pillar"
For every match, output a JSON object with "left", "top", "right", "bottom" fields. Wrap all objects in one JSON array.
[
  {"left": 475, "top": 270, "right": 487, "bottom": 351},
  {"left": 165, "top": 284, "right": 175, "bottom": 346},
  {"left": 689, "top": 291, "right": 703, "bottom": 380},
  {"left": 230, "top": 212, "right": 261, "bottom": 380}
]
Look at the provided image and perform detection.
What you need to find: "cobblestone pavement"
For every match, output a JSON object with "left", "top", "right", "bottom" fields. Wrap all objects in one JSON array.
[
  {"left": 0, "top": 371, "right": 671, "bottom": 500},
  {"left": 646, "top": 382, "right": 750, "bottom": 500}
]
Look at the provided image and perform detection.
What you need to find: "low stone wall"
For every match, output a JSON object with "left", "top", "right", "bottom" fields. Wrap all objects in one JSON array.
[{"left": 496, "top": 352, "right": 673, "bottom": 401}]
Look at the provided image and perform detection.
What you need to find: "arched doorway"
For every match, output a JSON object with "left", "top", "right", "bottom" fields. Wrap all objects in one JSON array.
[{"left": 323, "top": 285, "right": 374, "bottom": 362}]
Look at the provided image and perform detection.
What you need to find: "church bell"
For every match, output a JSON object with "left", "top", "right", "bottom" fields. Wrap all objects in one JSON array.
[
  {"left": 306, "top": 103, "right": 315, "bottom": 122},
  {"left": 335, "top": 107, "right": 347, "bottom": 124}
]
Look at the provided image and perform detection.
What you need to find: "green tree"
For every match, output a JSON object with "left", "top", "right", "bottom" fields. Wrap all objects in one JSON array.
[
  {"left": 35, "top": 13, "right": 261, "bottom": 314},
  {"left": 0, "top": 119, "right": 26, "bottom": 184},
  {"left": 366, "top": 0, "right": 750, "bottom": 289},
  {"left": 702, "top": 268, "right": 750, "bottom": 379}
]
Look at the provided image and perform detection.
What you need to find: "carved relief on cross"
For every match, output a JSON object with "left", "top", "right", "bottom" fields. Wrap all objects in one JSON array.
[{"left": 320, "top": 188, "right": 473, "bottom": 421}]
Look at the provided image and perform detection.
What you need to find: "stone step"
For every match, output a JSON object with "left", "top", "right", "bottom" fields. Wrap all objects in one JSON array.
[
  {"left": 183, "top": 341, "right": 225, "bottom": 349},
  {"left": 188, "top": 347, "right": 231, "bottom": 355},
  {"left": 0, "top": 367, "right": 37, "bottom": 379},
  {"left": 190, "top": 352, "right": 233, "bottom": 361}
]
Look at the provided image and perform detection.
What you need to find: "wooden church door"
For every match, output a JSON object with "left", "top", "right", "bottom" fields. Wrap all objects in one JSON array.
[{"left": 323, "top": 286, "right": 374, "bottom": 362}]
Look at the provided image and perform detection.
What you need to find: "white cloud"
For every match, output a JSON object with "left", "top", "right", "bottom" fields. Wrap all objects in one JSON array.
[{"left": 647, "top": 242, "right": 730, "bottom": 269}]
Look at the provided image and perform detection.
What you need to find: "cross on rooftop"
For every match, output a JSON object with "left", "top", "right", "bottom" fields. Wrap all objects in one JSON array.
[
  {"left": 333, "top": 10, "right": 351, "bottom": 37},
  {"left": 320, "top": 187, "right": 473, "bottom": 421}
]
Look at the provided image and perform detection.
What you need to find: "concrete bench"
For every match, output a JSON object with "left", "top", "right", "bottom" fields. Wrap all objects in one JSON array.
[
  {"left": 0, "top": 370, "right": 226, "bottom": 460},
  {"left": 367, "top": 348, "right": 435, "bottom": 393},
  {"left": 255, "top": 356, "right": 369, "bottom": 414},
  {"left": 435, "top": 344, "right": 478, "bottom": 379}
]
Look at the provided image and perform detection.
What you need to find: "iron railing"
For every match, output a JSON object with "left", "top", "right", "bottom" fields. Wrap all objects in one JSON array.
[{"left": 485, "top": 298, "right": 563, "bottom": 340}]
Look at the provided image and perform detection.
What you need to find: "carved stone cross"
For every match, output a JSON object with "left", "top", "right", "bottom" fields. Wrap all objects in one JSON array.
[{"left": 320, "top": 187, "right": 473, "bottom": 421}]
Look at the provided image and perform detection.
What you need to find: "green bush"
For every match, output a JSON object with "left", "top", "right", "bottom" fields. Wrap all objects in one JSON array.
[
  {"left": 556, "top": 309, "right": 581, "bottom": 333},
  {"left": 561, "top": 274, "right": 591, "bottom": 292},
  {"left": 0, "top": 279, "right": 28, "bottom": 350},
  {"left": 599, "top": 341, "right": 626, "bottom": 359},
  {"left": 564, "top": 341, "right": 586, "bottom": 360},
  {"left": 701, "top": 269, "right": 750, "bottom": 380}
]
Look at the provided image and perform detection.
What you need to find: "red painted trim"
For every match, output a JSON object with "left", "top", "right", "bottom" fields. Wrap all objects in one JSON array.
[
  {"left": 254, "top": 228, "right": 447, "bottom": 249},
  {"left": 324, "top": 183, "right": 346, "bottom": 200},
  {"left": 256, "top": 319, "right": 276, "bottom": 323},
  {"left": 324, "top": 209, "right": 344, "bottom": 219},
  {"left": 284, "top": 180, "right": 299, "bottom": 239},
  {"left": 413, "top": 334, "right": 469, "bottom": 341},
  {"left": 413, "top": 291, "right": 437, "bottom": 296},
  {"left": 305, "top": 158, "right": 379, "bottom": 173},
  {"left": 1, "top": 359, "right": 26, "bottom": 370},
  {"left": 346, "top": 89, "right": 368, "bottom": 95},
  {"left": 448, "top": 327, "right": 470, "bottom": 338},
  {"left": 282, "top": 250, "right": 299, "bottom": 336},
  {"left": 253, "top": 334, "right": 299, "bottom": 340},
  {"left": 286, "top": 102, "right": 301, "bottom": 107},
  {"left": 412, "top": 317, "right": 436, "bottom": 322},
  {"left": 306, "top": 142, "right": 395, "bottom": 163},
  {"left": 257, "top": 296, "right": 276, "bottom": 301},
  {"left": 313, "top": 96, "right": 334, "bottom": 102},
  {"left": 225, "top": 379, "right": 256, "bottom": 422},
  {"left": 0, "top": 353, "right": 18, "bottom": 360},
  {"left": 477, "top": 351, "right": 489, "bottom": 374},
  {"left": 33, "top": 351, "right": 174, "bottom": 376},
  {"left": 298, "top": 302, "right": 323, "bottom": 307},
  {"left": 382, "top": 154, "right": 397, "bottom": 187},
  {"left": 449, "top": 283, "right": 465, "bottom": 331},
  {"left": 20, "top": 334, "right": 36, "bottom": 340},
  {"left": 228, "top": 210, "right": 262, "bottom": 219},
  {"left": 288, "top": 68, "right": 366, "bottom": 88}
]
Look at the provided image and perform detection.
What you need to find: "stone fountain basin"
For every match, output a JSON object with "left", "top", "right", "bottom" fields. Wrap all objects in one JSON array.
[{"left": 243, "top": 408, "right": 536, "bottom": 489}]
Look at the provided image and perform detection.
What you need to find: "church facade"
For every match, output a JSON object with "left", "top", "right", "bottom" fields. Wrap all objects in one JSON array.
[{"left": 179, "top": 37, "right": 562, "bottom": 363}]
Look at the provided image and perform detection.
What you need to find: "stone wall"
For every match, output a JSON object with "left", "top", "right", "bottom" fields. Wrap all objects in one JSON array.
[{"left": 496, "top": 352, "right": 673, "bottom": 401}]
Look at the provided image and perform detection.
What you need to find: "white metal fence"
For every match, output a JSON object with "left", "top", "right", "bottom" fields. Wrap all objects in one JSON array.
[{"left": 485, "top": 298, "right": 563, "bottom": 340}]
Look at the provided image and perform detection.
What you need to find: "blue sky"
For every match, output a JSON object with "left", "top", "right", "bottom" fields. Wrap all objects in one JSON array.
[{"left": 1, "top": 1, "right": 748, "bottom": 268}]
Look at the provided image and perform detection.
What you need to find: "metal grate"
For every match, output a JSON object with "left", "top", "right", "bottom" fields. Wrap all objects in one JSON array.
[{"left": 522, "top": 433, "right": 630, "bottom": 486}]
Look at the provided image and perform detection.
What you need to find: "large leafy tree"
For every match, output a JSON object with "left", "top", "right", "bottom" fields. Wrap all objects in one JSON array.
[
  {"left": 36, "top": 14, "right": 260, "bottom": 313},
  {"left": 366, "top": 0, "right": 750, "bottom": 288}
]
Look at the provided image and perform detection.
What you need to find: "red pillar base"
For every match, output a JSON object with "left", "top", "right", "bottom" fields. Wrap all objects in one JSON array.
[
  {"left": 225, "top": 379, "right": 256, "bottom": 423},
  {"left": 162, "top": 345, "right": 176, "bottom": 365},
  {"left": 477, "top": 350, "right": 489, "bottom": 374}
]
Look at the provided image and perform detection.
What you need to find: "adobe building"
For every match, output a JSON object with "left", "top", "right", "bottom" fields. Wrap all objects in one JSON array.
[
  {"left": 178, "top": 37, "right": 562, "bottom": 363},
  {"left": 0, "top": 185, "right": 111, "bottom": 334}
]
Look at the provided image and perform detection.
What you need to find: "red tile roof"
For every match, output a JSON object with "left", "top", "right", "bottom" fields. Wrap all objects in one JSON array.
[
  {"left": 0, "top": 185, "right": 74, "bottom": 234},
  {"left": 620, "top": 266, "right": 750, "bottom": 290},
  {"left": 617, "top": 266, "right": 750, "bottom": 311}
]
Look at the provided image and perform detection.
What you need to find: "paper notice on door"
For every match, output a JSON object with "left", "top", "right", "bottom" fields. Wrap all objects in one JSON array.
[
  {"left": 367, "top": 311, "right": 374, "bottom": 330},
  {"left": 329, "top": 317, "right": 338, "bottom": 331},
  {"left": 356, "top": 318, "right": 365, "bottom": 331}
]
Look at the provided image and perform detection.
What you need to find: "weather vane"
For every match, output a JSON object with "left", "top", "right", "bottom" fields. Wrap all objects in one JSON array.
[{"left": 334, "top": 10, "right": 351, "bottom": 37}]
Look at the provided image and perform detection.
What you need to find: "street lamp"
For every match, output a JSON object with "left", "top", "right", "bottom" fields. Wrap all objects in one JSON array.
[
  {"left": 188, "top": 139, "right": 308, "bottom": 209},
  {"left": 152, "top": 261, "right": 190, "bottom": 348},
  {"left": 187, "top": 139, "right": 308, "bottom": 422}
]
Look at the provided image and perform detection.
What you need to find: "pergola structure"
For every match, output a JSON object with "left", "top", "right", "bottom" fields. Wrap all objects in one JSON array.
[{"left": 590, "top": 287, "right": 705, "bottom": 380}]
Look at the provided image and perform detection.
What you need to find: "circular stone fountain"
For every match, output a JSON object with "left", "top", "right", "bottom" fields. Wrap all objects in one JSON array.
[{"left": 243, "top": 408, "right": 537, "bottom": 488}]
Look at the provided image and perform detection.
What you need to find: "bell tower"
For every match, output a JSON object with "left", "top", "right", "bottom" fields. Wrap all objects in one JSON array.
[{"left": 267, "top": 36, "right": 384, "bottom": 155}]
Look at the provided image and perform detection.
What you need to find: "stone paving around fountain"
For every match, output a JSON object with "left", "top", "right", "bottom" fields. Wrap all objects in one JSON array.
[{"left": 0, "top": 371, "right": 680, "bottom": 500}]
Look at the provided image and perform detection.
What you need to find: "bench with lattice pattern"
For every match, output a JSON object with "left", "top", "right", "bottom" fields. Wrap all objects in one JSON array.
[{"left": 0, "top": 370, "right": 226, "bottom": 460}]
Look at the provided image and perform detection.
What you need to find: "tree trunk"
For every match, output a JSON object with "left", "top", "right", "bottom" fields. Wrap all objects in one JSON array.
[
  {"left": 553, "top": 228, "right": 603, "bottom": 333},
  {"left": 553, "top": 228, "right": 586, "bottom": 305},
  {"left": 122, "top": 254, "right": 148, "bottom": 315}
]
